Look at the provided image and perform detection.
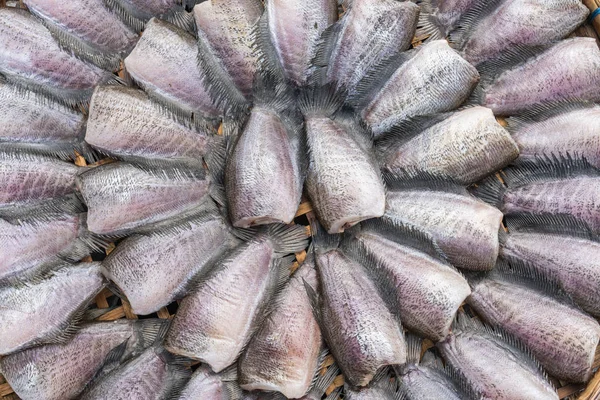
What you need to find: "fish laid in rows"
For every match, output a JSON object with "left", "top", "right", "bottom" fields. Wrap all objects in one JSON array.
[
  {"left": 299, "top": 86, "right": 385, "bottom": 234},
  {"left": 226, "top": 74, "right": 304, "bottom": 228},
  {"left": 311, "top": 0, "right": 419, "bottom": 98},
  {"left": 343, "top": 219, "right": 470, "bottom": 341},
  {"left": 0, "top": 82, "right": 87, "bottom": 159},
  {"left": 102, "top": 206, "right": 241, "bottom": 315},
  {"left": 353, "top": 40, "right": 479, "bottom": 137},
  {"left": 124, "top": 18, "right": 221, "bottom": 119},
  {"left": 473, "top": 155, "right": 600, "bottom": 233},
  {"left": 0, "top": 8, "right": 118, "bottom": 105},
  {"left": 468, "top": 261, "right": 600, "bottom": 382},
  {"left": 80, "top": 345, "right": 191, "bottom": 400},
  {"left": 86, "top": 85, "right": 222, "bottom": 169},
  {"left": 507, "top": 102, "right": 600, "bottom": 168},
  {"left": 165, "top": 225, "right": 307, "bottom": 372},
  {"left": 22, "top": 0, "right": 138, "bottom": 70},
  {"left": 76, "top": 162, "right": 213, "bottom": 236},
  {"left": 376, "top": 106, "right": 519, "bottom": 184},
  {"left": 502, "top": 214, "right": 600, "bottom": 317},
  {"left": 385, "top": 177, "right": 503, "bottom": 271},
  {"left": 0, "top": 262, "right": 105, "bottom": 355},
  {"left": 257, "top": 0, "right": 337, "bottom": 86},
  {"left": 415, "top": 0, "right": 478, "bottom": 41},
  {"left": 343, "top": 368, "right": 396, "bottom": 400},
  {"left": 0, "top": 211, "right": 103, "bottom": 284},
  {"left": 0, "top": 319, "right": 167, "bottom": 400},
  {"left": 305, "top": 228, "right": 406, "bottom": 387},
  {"left": 178, "top": 365, "right": 241, "bottom": 400},
  {"left": 238, "top": 253, "right": 322, "bottom": 398},
  {"left": 476, "top": 38, "right": 600, "bottom": 115},
  {"left": 438, "top": 313, "right": 559, "bottom": 400},
  {"left": 449, "top": 0, "right": 588, "bottom": 66}
]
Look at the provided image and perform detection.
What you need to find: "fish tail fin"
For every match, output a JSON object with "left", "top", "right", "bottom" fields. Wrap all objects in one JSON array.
[
  {"left": 447, "top": 0, "right": 505, "bottom": 52},
  {"left": 415, "top": 0, "right": 446, "bottom": 41},
  {"left": 298, "top": 83, "right": 345, "bottom": 118},
  {"left": 469, "top": 175, "right": 506, "bottom": 208},
  {"left": 324, "top": 387, "right": 342, "bottom": 400},
  {"left": 310, "top": 219, "right": 341, "bottom": 254},
  {"left": 103, "top": 0, "right": 146, "bottom": 32},
  {"left": 135, "top": 318, "right": 172, "bottom": 349},
  {"left": 252, "top": 69, "right": 296, "bottom": 112},
  {"left": 306, "top": 352, "right": 339, "bottom": 398},
  {"left": 405, "top": 333, "right": 423, "bottom": 366},
  {"left": 266, "top": 223, "right": 309, "bottom": 254},
  {"left": 163, "top": 9, "right": 196, "bottom": 34},
  {"left": 308, "top": 21, "right": 343, "bottom": 87}
]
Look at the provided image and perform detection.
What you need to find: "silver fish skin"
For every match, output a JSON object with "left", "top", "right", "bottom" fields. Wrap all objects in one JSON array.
[
  {"left": 0, "top": 262, "right": 105, "bottom": 355},
  {"left": 164, "top": 225, "right": 307, "bottom": 372},
  {"left": 0, "top": 82, "right": 86, "bottom": 159},
  {"left": 102, "top": 210, "right": 240, "bottom": 315},
  {"left": 262, "top": 0, "right": 338, "bottom": 86},
  {"left": 344, "top": 368, "right": 395, "bottom": 400},
  {"left": 385, "top": 182, "right": 503, "bottom": 271},
  {"left": 437, "top": 315, "right": 558, "bottom": 400},
  {"left": 76, "top": 162, "right": 212, "bottom": 236},
  {"left": 377, "top": 106, "right": 519, "bottom": 184},
  {"left": 79, "top": 346, "right": 191, "bottom": 400},
  {"left": 238, "top": 256, "right": 322, "bottom": 398},
  {"left": 480, "top": 38, "right": 600, "bottom": 115},
  {"left": 344, "top": 221, "right": 471, "bottom": 341},
  {"left": 450, "top": 0, "right": 587, "bottom": 66},
  {"left": 179, "top": 365, "right": 241, "bottom": 400},
  {"left": 315, "top": 0, "right": 419, "bottom": 98},
  {"left": 22, "top": 0, "right": 138, "bottom": 70},
  {"left": 86, "top": 85, "right": 217, "bottom": 169},
  {"left": 103, "top": 0, "right": 190, "bottom": 29},
  {"left": 416, "top": 0, "right": 478, "bottom": 40},
  {"left": 468, "top": 269, "right": 600, "bottom": 382},
  {"left": 124, "top": 18, "right": 221, "bottom": 119},
  {"left": 507, "top": 103, "right": 600, "bottom": 168},
  {"left": 0, "top": 9, "right": 116, "bottom": 105},
  {"left": 359, "top": 40, "right": 479, "bottom": 137},
  {"left": 0, "top": 319, "right": 166, "bottom": 400},
  {"left": 193, "top": 0, "right": 263, "bottom": 99}
]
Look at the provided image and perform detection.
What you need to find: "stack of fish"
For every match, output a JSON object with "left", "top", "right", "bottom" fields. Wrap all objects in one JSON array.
[{"left": 0, "top": 0, "right": 598, "bottom": 399}]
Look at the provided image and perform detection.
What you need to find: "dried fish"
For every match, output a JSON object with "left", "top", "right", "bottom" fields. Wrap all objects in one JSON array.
[
  {"left": 468, "top": 261, "right": 600, "bottom": 382},
  {"left": 0, "top": 262, "right": 106, "bottom": 355},
  {"left": 344, "top": 367, "right": 396, "bottom": 400},
  {"left": 416, "top": 0, "right": 478, "bottom": 41},
  {"left": 164, "top": 225, "right": 307, "bottom": 372},
  {"left": 179, "top": 365, "right": 241, "bottom": 400},
  {"left": 0, "top": 319, "right": 167, "bottom": 400},
  {"left": 104, "top": 0, "right": 195, "bottom": 31},
  {"left": 376, "top": 106, "right": 519, "bottom": 184}
]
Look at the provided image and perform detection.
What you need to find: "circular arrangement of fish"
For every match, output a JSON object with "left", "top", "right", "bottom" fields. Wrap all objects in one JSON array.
[{"left": 0, "top": 0, "right": 599, "bottom": 399}]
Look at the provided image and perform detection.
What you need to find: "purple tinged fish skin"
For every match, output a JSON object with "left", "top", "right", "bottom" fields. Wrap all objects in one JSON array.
[
  {"left": 0, "top": 319, "right": 165, "bottom": 400},
  {"left": 238, "top": 258, "right": 321, "bottom": 398},
  {"left": 344, "top": 370, "right": 395, "bottom": 400},
  {"left": 481, "top": 38, "right": 600, "bottom": 115},
  {"left": 179, "top": 365, "right": 240, "bottom": 400},
  {"left": 106, "top": 0, "right": 184, "bottom": 22},
  {"left": 400, "top": 364, "right": 467, "bottom": 400},
  {"left": 385, "top": 189, "right": 503, "bottom": 271},
  {"left": 468, "top": 276, "right": 600, "bottom": 382},
  {"left": 362, "top": 40, "right": 479, "bottom": 137},
  {"left": 0, "top": 262, "right": 105, "bottom": 355},
  {"left": 416, "top": 0, "right": 478, "bottom": 40},
  {"left": 86, "top": 86, "right": 215, "bottom": 168},
  {"left": 102, "top": 213, "right": 239, "bottom": 315},
  {"left": 124, "top": 18, "right": 221, "bottom": 118},
  {"left": 76, "top": 162, "right": 211, "bottom": 236},
  {"left": 378, "top": 107, "right": 519, "bottom": 184}
]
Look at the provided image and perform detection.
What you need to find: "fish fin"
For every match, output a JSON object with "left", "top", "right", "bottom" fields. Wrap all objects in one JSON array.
[
  {"left": 324, "top": 387, "right": 342, "bottom": 400},
  {"left": 506, "top": 100, "right": 598, "bottom": 133},
  {"left": 420, "top": 349, "right": 444, "bottom": 370},
  {"left": 163, "top": 9, "right": 196, "bottom": 34},
  {"left": 310, "top": 220, "right": 341, "bottom": 254},
  {"left": 376, "top": 113, "right": 450, "bottom": 155},
  {"left": 298, "top": 83, "right": 346, "bottom": 118},
  {"left": 468, "top": 175, "right": 506, "bottom": 208},
  {"left": 384, "top": 169, "right": 468, "bottom": 195},
  {"left": 83, "top": 305, "right": 119, "bottom": 320},
  {"left": 265, "top": 223, "right": 309, "bottom": 254},
  {"left": 102, "top": 0, "right": 147, "bottom": 32},
  {"left": 475, "top": 43, "right": 551, "bottom": 81},
  {"left": 443, "top": 362, "right": 481, "bottom": 400},
  {"left": 302, "top": 277, "right": 322, "bottom": 324},
  {"left": 251, "top": 11, "right": 286, "bottom": 83},
  {"left": 308, "top": 21, "right": 344, "bottom": 86},
  {"left": 504, "top": 213, "right": 596, "bottom": 240},
  {"left": 447, "top": 0, "right": 508, "bottom": 53},
  {"left": 138, "top": 318, "right": 172, "bottom": 346},
  {"left": 161, "top": 352, "right": 193, "bottom": 400},
  {"left": 83, "top": 339, "right": 130, "bottom": 390},
  {"left": 305, "top": 351, "right": 339, "bottom": 397},
  {"left": 497, "top": 225, "right": 508, "bottom": 246},
  {"left": 252, "top": 69, "right": 297, "bottom": 112},
  {"left": 395, "top": 389, "right": 407, "bottom": 400},
  {"left": 371, "top": 366, "right": 397, "bottom": 394},
  {"left": 405, "top": 333, "right": 423, "bottom": 366},
  {"left": 71, "top": 213, "right": 109, "bottom": 255},
  {"left": 415, "top": 0, "right": 445, "bottom": 41},
  {"left": 218, "top": 365, "right": 243, "bottom": 400},
  {"left": 0, "top": 140, "right": 83, "bottom": 162},
  {"left": 0, "top": 260, "right": 61, "bottom": 288}
]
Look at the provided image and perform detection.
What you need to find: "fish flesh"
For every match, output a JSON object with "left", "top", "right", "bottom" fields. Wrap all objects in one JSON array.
[
  {"left": 102, "top": 207, "right": 241, "bottom": 315},
  {"left": 376, "top": 106, "right": 519, "bottom": 184},
  {"left": 164, "top": 225, "right": 307, "bottom": 372},
  {"left": 468, "top": 261, "right": 600, "bottom": 382},
  {"left": 226, "top": 74, "right": 304, "bottom": 228},
  {"left": 477, "top": 38, "right": 600, "bottom": 115},
  {"left": 415, "top": 0, "right": 478, "bottom": 40},
  {"left": 258, "top": 0, "right": 338, "bottom": 86},
  {"left": 311, "top": 0, "right": 419, "bottom": 98},
  {"left": 76, "top": 161, "right": 213, "bottom": 236},
  {"left": 0, "top": 82, "right": 87, "bottom": 159},
  {"left": 238, "top": 254, "right": 322, "bottom": 398},
  {"left": 79, "top": 345, "right": 191, "bottom": 400},
  {"left": 305, "top": 228, "right": 406, "bottom": 387},
  {"left": 124, "top": 18, "right": 221, "bottom": 119},
  {"left": 0, "top": 262, "right": 106, "bottom": 355},
  {"left": 0, "top": 319, "right": 167, "bottom": 400},
  {"left": 385, "top": 177, "right": 503, "bottom": 271},
  {"left": 344, "top": 368, "right": 396, "bottom": 400},
  {"left": 22, "top": 0, "right": 138, "bottom": 70},
  {"left": 86, "top": 85, "right": 221, "bottom": 169},
  {"left": 299, "top": 87, "right": 385, "bottom": 234},
  {"left": 501, "top": 213, "right": 600, "bottom": 317},
  {"left": 473, "top": 155, "right": 600, "bottom": 233},
  {"left": 342, "top": 219, "right": 470, "bottom": 341},
  {"left": 0, "top": 8, "right": 117, "bottom": 105},
  {"left": 449, "top": 0, "right": 588, "bottom": 66},
  {"left": 507, "top": 102, "right": 600, "bottom": 168},
  {"left": 355, "top": 40, "right": 479, "bottom": 137},
  {"left": 178, "top": 365, "right": 241, "bottom": 400},
  {"left": 437, "top": 313, "right": 559, "bottom": 400}
]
